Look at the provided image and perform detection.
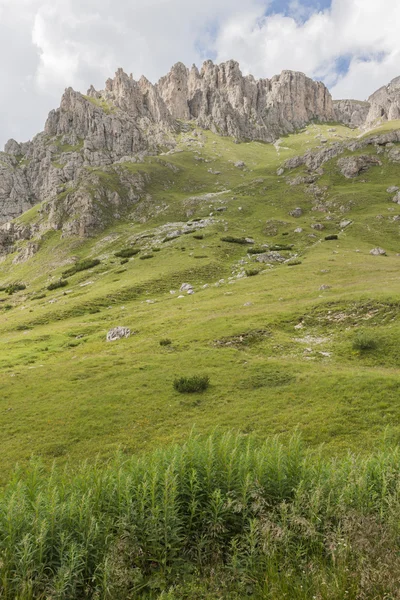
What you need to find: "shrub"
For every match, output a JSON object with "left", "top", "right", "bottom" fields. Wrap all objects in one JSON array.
[
  {"left": 270, "top": 244, "right": 293, "bottom": 251},
  {"left": 221, "top": 236, "right": 253, "bottom": 245},
  {"left": 4, "top": 283, "right": 26, "bottom": 295},
  {"left": 287, "top": 259, "right": 302, "bottom": 266},
  {"left": 247, "top": 247, "right": 265, "bottom": 254},
  {"left": 31, "top": 293, "right": 46, "bottom": 300},
  {"left": 245, "top": 269, "right": 260, "bottom": 277},
  {"left": 325, "top": 234, "right": 339, "bottom": 241},
  {"left": 193, "top": 234, "right": 204, "bottom": 240},
  {"left": 139, "top": 254, "right": 154, "bottom": 260},
  {"left": 160, "top": 338, "right": 172, "bottom": 346},
  {"left": 152, "top": 248, "right": 161, "bottom": 252},
  {"left": 114, "top": 248, "right": 140, "bottom": 258},
  {"left": 62, "top": 258, "right": 100, "bottom": 277},
  {"left": 352, "top": 330, "right": 378, "bottom": 351},
  {"left": 47, "top": 279, "right": 68, "bottom": 291},
  {"left": 120, "top": 258, "right": 129, "bottom": 265},
  {"left": 173, "top": 374, "right": 210, "bottom": 393}
]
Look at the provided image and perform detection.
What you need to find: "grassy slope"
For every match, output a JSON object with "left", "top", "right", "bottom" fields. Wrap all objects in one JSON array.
[{"left": 1, "top": 123, "right": 400, "bottom": 480}]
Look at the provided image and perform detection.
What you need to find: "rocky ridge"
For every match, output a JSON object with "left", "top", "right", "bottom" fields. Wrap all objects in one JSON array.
[{"left": 1, "top": 61, "right": 400, "bottom": 258}]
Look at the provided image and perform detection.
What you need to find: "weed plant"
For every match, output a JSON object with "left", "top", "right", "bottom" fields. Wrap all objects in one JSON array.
[
  {"left": 1, "top": 434, "right": 400, "bottom": 598},
  {"left": 173, "top": 375, "right": 210, "bottom": 393},
  {"left": 352, "top": 330, "right": 378, "bottom": 351}
]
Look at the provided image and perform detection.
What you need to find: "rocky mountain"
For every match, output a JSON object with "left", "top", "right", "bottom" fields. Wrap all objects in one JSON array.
[{"left": 1, "top": 60, "right": 400, "bottom": 254}]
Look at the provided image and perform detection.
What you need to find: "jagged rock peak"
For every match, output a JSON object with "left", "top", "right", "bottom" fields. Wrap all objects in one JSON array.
[
  {"left": 365, "top": 76, "right": 400, "bottom": 128},
  {"left": 157, "top": 60, "right": 335, "bottom": 142}
]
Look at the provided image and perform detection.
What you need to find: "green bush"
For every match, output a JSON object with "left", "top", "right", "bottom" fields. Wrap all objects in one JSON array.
[
  {"left": 47, "top": 279, "right": 68, "bottom": 291},
  {"left": 245, "top": 269, "right": 260, "bottom": 277},
  {"left": 114, "top": 248, "right": 140, "bottom": 258},
  {"left": 352, "top": 330, "right": 378, "bottom": 351},
  {"left": 270, "top": 244, "right": 293, "bottom": 251},
  {"left": 287, "top": 259, "right": 302, "bottom": 266},
  {"left": 139, "top": 254, "right": 154, "bottom": 260},
  {"left": 221, "top": 236, "right": 253, "bottom": 245},
  {"left": 31, "top": 293, "right": 46, "bottom": 301},
  {"left": 120, "top": 258, "right": 129, "bottom": 265},
  {"left": 4, "top": 283, "right": 26, "bottom": 295},
  {"left": 193, "top": 234, "right": 204, "bottom": 240},
  {"left": 247, "top": 247, "right": 266, "bottom": 254},
  {"left": 62, "top": 258, "right": 100, "bottom": 277},
  {"left": 160, "top": 338, "right": 172, "bottom": 346},
  {"left": 325, "top": 234, "right": 339, "bottom": 241},
  {"left": 173, "top": 374, "right": 210, "bottom": 393}
]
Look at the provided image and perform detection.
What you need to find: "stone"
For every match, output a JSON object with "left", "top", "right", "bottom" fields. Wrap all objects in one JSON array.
[
  {"left": 319, "top": 285, "right": 331, "bottom": 290},
  {"left": 106, "top": 327, "right": 131, "bottom": 342},
  {"left": 340, "top": 220, "right": 352, "bottom": 228},
  {"left": 311, "top": 223, "right": 325, "bottom": 231},
  {"left": 234, "top": 161, "right": 245, "bottom": 168},
  {"left": 370, "top": 247, "right": 387, "bottom": 256},
  {"left": 387, "top": 186, "right": 399, "bottom": 193},
  {"left": 180, "top": 282, "right": 194, "bottom": 293},
  {"left": 290, "top": 207, "right": 303, "bottom": 218},
  {"left": 337, "top": 155, "right": 382, "bottom": 178},
  {"left": 393, "top": 192, "right": 400, "bottom": 204},
  {"left": 294, "top": 227, "right": 303, "bottom": 233}
]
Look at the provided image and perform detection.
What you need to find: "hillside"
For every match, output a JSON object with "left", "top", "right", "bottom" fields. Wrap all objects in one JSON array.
[{"left": 1, "top": 117, "right": 400, "bottom": 481}]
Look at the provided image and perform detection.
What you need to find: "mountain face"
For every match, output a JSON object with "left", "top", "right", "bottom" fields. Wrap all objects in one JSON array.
[{"left": 1, "top": 60, "right": 400, "bottom": 251}]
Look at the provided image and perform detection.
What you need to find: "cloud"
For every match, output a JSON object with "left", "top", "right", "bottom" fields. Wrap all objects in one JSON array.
[
  {"left": 0, "top": 0, "right": 400, "bottom": 148},
  {"left": 214, "top": 0, "right": 400, "bottom": 100}
]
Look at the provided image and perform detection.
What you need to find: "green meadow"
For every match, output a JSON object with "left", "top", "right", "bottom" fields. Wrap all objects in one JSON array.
[{"left": 1, "top": 122, "right": 400, "bottom": 481}]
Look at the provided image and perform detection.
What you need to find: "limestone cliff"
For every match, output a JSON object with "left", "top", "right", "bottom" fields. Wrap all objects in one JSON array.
[{"left": 1, "top": 60, "right": 400, "bottom": 255}]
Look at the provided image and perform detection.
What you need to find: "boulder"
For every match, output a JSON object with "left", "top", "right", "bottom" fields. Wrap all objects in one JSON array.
[
  {"left": 337, "top": 155, "right": 381, "bottom": 178},
  {"left": 370, "top": 247, "right": 387, "bottom": 256},
  {"left": 290, "top": 207, "right": 303, "bottom": 218},
  {"left": 106, "top": 327, "right": 131, "bottom": 342}
]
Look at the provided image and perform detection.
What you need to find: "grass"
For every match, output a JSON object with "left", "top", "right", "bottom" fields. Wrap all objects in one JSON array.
[
  {"left": 0, "top": 122, "right": 400, "bottom": 481},
  {"left": 1, "top": 433, "right": 400, "bottom": 599}
]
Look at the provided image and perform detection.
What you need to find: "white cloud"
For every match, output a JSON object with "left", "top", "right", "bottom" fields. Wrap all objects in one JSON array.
[
  {"left": 1, "top": 0, "right": 400, "bottom": 147},
  {"left": 214, "top": 0, "right": 400, "bottom": 100}
]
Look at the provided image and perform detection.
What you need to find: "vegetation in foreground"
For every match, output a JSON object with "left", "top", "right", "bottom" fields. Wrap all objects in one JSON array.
[{"left": 1, "top": 433, "right": 400, "bottom": 599}]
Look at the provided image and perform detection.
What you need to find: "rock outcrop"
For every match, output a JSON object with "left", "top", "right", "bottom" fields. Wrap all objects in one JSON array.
[
  {"left": 157, "top": 61, "right": 335, "bottom": 142},
  {"left": 333, "top": 99, "right": 370, "bottom": 128},
  {"left": 365, "top": 76, "right": 400, "bottom": 129},
  {"left": 2, "top": 60, "right": 400, "bottom": 257}
]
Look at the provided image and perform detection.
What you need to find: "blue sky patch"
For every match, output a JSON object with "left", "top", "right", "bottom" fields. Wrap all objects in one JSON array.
[{"left": 266, "top": 0, "right": 332, "bottom": 21}]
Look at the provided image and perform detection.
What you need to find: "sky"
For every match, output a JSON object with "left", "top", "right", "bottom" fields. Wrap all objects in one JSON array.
[{"left": 0, "top": 0, "right": 399, "bottom": 147}]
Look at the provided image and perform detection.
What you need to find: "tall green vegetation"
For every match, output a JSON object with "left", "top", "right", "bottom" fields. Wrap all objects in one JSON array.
[{"left": 1, "top": 433, "right": 400, "bottom": 599}]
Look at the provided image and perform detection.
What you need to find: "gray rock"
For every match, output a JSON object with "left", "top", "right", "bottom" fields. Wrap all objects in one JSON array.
[
  {"left": 370, "top": 247, "right": 387, "bottom": 256},
  {"left": 340, "top": 220, "right": 352, "bottom": 228},
  {"left": 234, "top": 161, "right": 245, "bottom": 168},
  {"left": 294, "top": 227, "right": 303, "bottom": 233},
  {"left": 333, "top": 99, "right": 370, "bottom": 128},
  {"left": 106, "top": 327, "right": 131, "bottom": 342},
  {"left": 256, "top": 252, "right": 286, "bottom": 264},
  {"left": 387, "top": 186, "right": 399, "bottom": 193},
  {"left": 311, "top": 223, "right": 325, "bottom": 231},
  {"left": 337, "top": 155, "right": 382, "bottom": 178},
  {"left": 290, "top": 207, "right": 303, "bottom": 218},
  {"left": 180, "top": 282, "right": 194, "bottom": 293}
]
